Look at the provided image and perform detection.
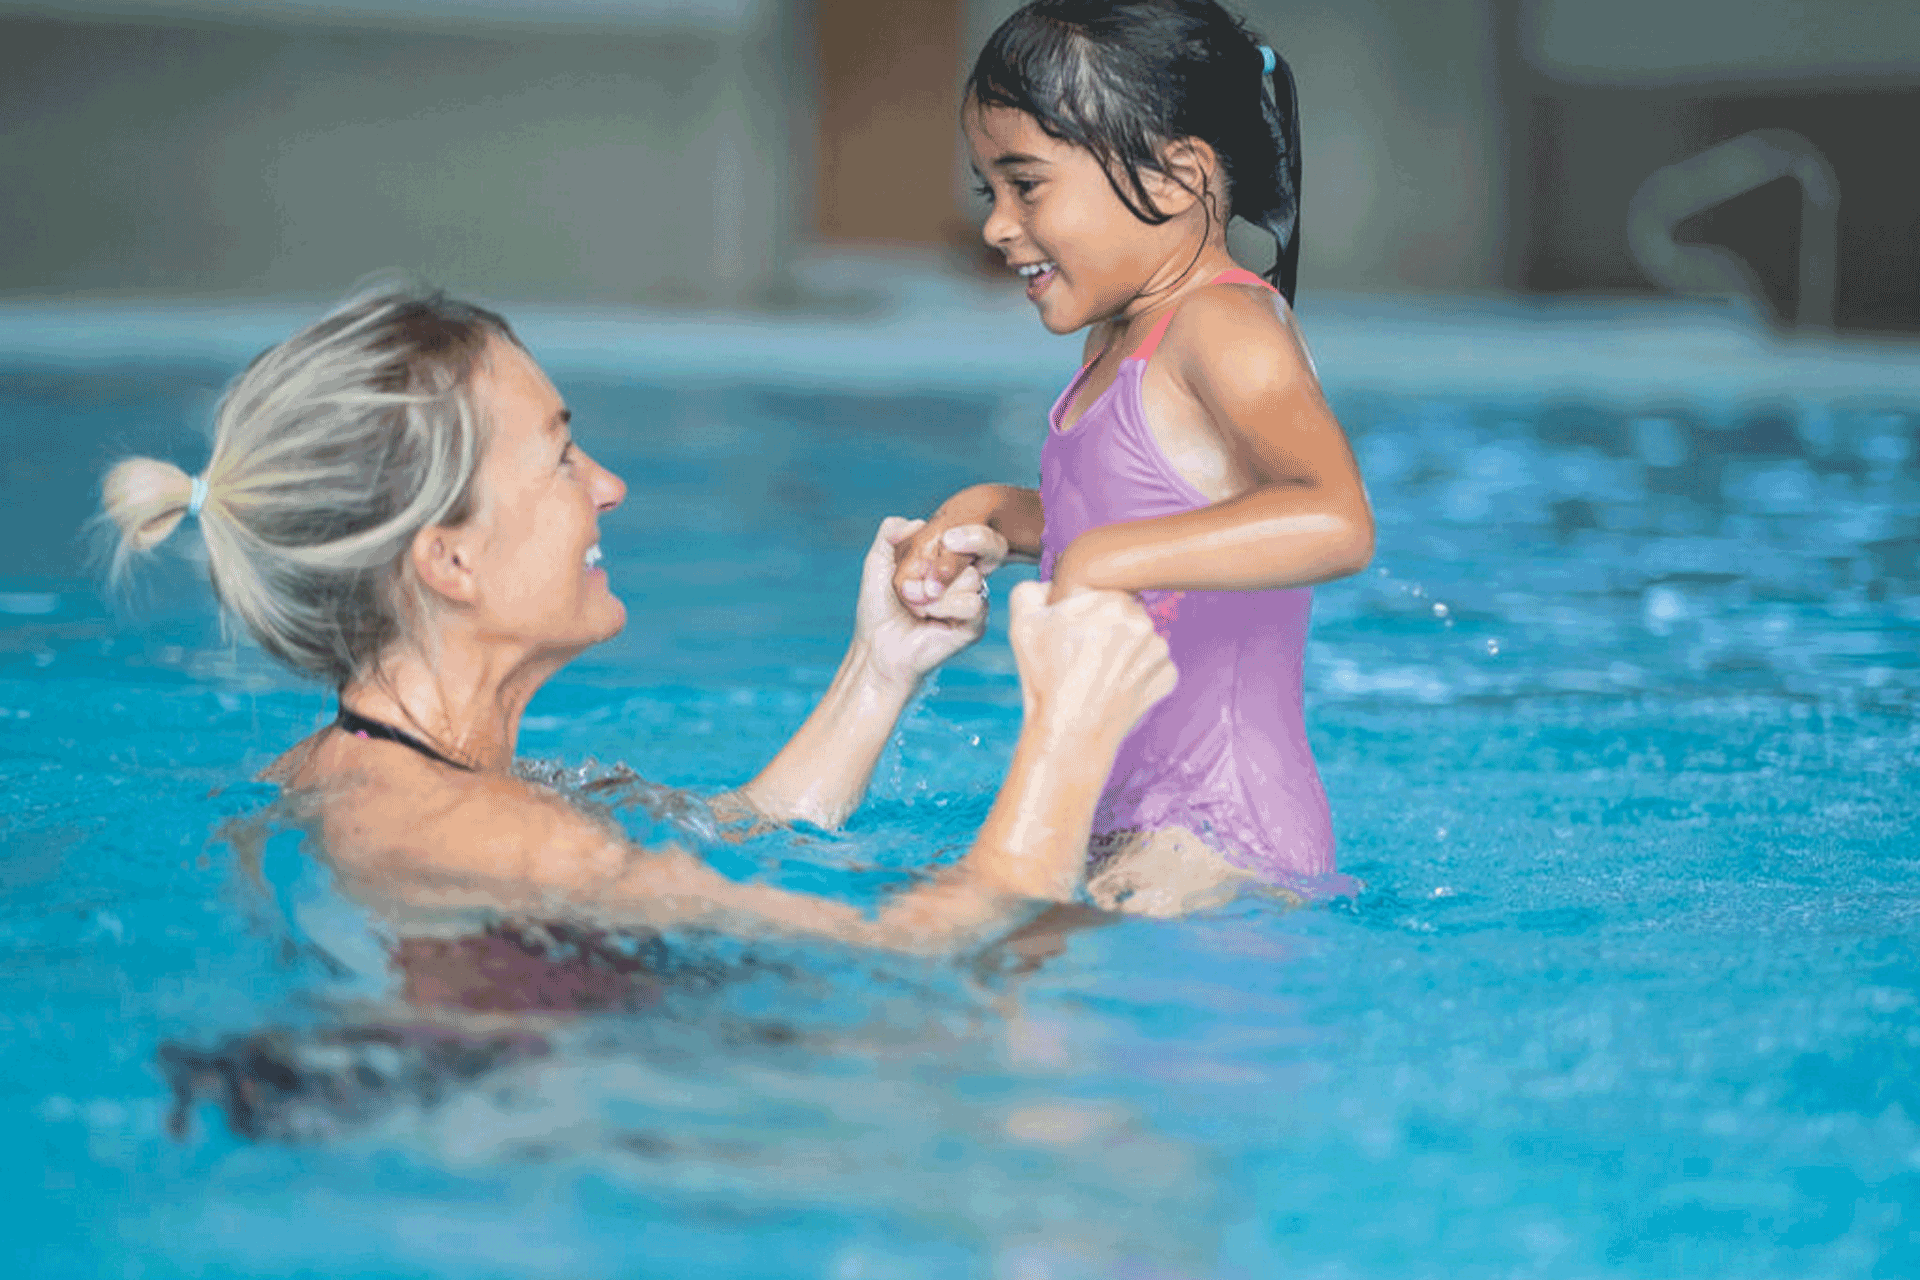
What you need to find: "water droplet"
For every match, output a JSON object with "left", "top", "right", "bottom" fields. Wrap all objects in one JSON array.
[
  {"left": 1485, "top": 638, "right": 1501, "bottom": 656},
  {"left": 1432, "top": 602, "right": 1449, "bottom": 618}
]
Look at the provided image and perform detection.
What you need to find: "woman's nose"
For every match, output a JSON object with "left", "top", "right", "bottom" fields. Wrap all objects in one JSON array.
[{"left": 589, "top": 453, "right": 625, "bottom": 512}]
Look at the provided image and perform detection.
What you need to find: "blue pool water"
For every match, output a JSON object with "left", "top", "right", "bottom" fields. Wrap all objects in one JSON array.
[{"left": 3, "top": 304, "right": 1920, "bottom": 1278}]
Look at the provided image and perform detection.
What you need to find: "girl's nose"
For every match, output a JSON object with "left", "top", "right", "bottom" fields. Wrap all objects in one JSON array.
[{"left": 982, "top": 198, "right": 1018, "bottom": 253}]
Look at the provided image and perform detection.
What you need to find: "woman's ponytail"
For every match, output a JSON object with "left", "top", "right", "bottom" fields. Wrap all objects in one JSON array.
[
  {"left": 100, "top": 457, "right": 204, "bottom": 580},
  {"left": 92, "top": 281, "right": 515, "bottom": 687}
]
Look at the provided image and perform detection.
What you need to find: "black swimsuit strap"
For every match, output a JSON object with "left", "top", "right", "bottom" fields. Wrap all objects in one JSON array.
[{"left": 335, "top": 706, "right": 475, "bottom": 772}]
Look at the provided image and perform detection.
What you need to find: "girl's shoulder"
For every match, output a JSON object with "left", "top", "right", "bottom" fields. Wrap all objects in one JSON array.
[{"left": 1158, "top": 276, "right": 1310, "bottom": 393}]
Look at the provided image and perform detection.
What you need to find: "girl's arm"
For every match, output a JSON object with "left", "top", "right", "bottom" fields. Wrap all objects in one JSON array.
[
  {"left": 936, "top": 483, "right": 1046, "bottom": 559},
  {"left": 894, "top": 484, "right": 1043, "bottom": 614},
  {"left": 1051, "top": 290, "right": 1374, "bottom": 597}
]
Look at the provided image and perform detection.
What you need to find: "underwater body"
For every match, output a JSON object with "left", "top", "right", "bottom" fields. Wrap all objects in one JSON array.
[{"left": 3, "top": 296, "right": 1919, "bottom": 1278}]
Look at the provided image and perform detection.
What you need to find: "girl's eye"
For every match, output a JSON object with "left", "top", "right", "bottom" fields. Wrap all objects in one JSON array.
[
  {"left": 560, "top": 440, "right": 577, "bottom": 467},
  {"left": 972, "top": 178, "right": 1039, "bottom": 202}
]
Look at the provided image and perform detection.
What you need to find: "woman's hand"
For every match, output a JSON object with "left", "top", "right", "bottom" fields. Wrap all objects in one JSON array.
[
  {"left": 894, "top": 520, "right": 1010, "bottom": 618},
  {"left": 1005, "top": 580, "right": 1176, "bottom": 735},
  {"left": 856, "top": 516, "right": 1000, "bottom": 688},
  {"left": 958, "top": 582, "right": 1177, "bottom": 904},
  {"left": 893, "top": 484, "right": 1039, "bottom": 619}
]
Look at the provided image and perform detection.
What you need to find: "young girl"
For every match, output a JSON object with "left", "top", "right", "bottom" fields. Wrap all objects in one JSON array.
[{"left": 895, "top": 0, "right": 1372, "bottom": 914}]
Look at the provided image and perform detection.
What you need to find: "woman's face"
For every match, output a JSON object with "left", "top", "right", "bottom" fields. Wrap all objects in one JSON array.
[{"left": 454, "top": 336, "right": 627, "bottom": 657}]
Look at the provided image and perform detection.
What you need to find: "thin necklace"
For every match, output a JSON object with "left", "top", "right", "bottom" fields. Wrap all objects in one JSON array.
[{"left": 334, "top": 705, "right": 476, "bottom": 772}]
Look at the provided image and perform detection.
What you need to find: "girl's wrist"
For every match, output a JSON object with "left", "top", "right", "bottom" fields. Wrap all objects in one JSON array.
[{"left": 941, "top": 483, "right": 1009, "bottom": 531}]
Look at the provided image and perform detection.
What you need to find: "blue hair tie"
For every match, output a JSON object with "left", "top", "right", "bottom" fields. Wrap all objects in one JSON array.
[
  {"left": 187, "top": 474, "right": 209, "bottom": 519},
  {"left": 1259, "top": 45, "right": 1276, "bottom": 76}
]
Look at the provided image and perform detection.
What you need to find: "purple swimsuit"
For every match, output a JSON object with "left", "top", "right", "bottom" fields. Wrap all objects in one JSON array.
[{"left": 1038, "top": 269, "right": 1349, "bottom": 894}]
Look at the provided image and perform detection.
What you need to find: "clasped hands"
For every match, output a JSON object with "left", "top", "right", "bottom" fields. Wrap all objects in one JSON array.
[{"left": 856, "top": 516, "right": 1172, "bottom": 735}]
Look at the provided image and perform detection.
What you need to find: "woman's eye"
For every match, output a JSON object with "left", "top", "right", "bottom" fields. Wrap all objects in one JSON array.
[
  {"left": 1011, "top": 179, "right": 1039, "bottom": 200},
  {"left": 560, "top": 441, "right": 577, "bottom": 467},
  {"left": 971, "top": 181, "right": 994, "bottom": 201}
]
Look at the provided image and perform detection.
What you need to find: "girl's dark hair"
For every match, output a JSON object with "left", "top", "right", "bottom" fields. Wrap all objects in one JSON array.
[{"left": 966, "top": 0, "right": 1302, "bottom": 304}]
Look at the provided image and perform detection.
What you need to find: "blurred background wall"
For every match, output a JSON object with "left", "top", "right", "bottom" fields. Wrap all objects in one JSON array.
[
  {"left": 1511, "top": 0, "right": 1920, "bottom": 332},
  {"left": 0, "top": 0, "right": 808, "bottom": 306},
  {"left": 1, "top": 0, "right": 1914, "bottom": 327}
]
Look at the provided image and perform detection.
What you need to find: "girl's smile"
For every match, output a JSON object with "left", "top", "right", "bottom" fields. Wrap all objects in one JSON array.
[{"left": 1016, "top": 259, "right": 1058, "bottom": 302}]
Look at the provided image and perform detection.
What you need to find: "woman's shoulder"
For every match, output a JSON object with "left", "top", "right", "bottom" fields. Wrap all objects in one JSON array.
[{"left": 281, "top": 733, "right": 620, "bottom": 883}]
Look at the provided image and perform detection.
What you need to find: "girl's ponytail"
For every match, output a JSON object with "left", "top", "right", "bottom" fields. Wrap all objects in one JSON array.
[{"left": 1250, "top": 42, "right": 1302, "bottom": 306}]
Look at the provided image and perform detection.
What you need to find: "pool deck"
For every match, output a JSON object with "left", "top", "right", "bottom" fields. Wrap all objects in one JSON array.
[{"left": 3, "top": 253, "right": 1917, "bottom": 407}]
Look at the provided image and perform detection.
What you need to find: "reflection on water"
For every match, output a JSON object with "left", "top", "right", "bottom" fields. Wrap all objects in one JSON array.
[
  {"left": 1317, "top": 393, "right": 1920, "bottom": 717},
  {"left": 2, "top": 348, "right": 1918, "bottom": 1278}
]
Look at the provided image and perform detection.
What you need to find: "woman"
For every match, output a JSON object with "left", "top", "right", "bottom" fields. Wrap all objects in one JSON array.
[{"left": 101, "top": 282, "right": 1175, "bottom": 959}]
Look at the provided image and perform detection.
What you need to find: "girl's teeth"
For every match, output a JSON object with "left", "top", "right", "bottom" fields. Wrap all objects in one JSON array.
[
  {"left": 1018, "top": 262, "right": 1055, "bottom": 278},
  {"left": 585, "top": 545, "right": 603, "bottom": 569}
]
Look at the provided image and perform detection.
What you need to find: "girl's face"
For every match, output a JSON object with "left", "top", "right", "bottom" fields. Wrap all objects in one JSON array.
[
  {"left": 454, "top": 337, "right": 628, "bottom": 658},
  {"left": 966, "top": 102, "right": 1200, "bottom": 335}
]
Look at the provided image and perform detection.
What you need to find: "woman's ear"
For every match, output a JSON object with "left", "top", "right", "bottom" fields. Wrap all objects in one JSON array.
[
  {"left": 1146, "top": 137, "right": 1221, "bottom": 216},
  {"left": 411, "top": 524, "right": 479, "bottom": 606}
]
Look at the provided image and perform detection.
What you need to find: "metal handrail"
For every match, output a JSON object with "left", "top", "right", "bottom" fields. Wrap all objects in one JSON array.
[{"left": 1627, "top": 128, "right": 1839, "bottom": 329}]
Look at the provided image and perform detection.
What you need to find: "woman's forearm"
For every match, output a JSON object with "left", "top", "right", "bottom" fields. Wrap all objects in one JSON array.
[
  {"left": 586, "top": 585, "right": 1170, "bottom": 958},
  {"left": 954, "top": 711, "right": 1116, "bottom": 901},
  {"left": 726, "top": 641, "right": 916, "bottom": 830},
  {"left": 617, "top": 698, "right": 1129, "bottom": 956}
]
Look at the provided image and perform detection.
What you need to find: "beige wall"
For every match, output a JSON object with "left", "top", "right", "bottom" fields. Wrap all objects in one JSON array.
[
  {"left": 1527, "top": 0, "right": 1920, "bottom": 86},
  {"left": 2, "top": 0, "right": 1509, "bottom": 302},
  {"left": 0, "top": 3, "right": 805, "bottom": 304}
]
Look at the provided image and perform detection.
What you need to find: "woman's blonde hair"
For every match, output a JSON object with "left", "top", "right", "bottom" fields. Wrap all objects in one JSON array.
[{"left": 99, "top": 280, "right": 520, "bottom": 687}]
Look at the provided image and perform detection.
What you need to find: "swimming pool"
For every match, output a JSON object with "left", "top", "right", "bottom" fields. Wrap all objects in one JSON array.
[{"left": 3, "top": 295, "right": 1919, "bottom": 1278}]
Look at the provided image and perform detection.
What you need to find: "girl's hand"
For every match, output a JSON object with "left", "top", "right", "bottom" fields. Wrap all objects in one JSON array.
[
  {"left": 895, "top": 520, "right": 1010, "bottom": 618},
  {"left": 857, "top": 517, "right": 993, "bottom": 686}
]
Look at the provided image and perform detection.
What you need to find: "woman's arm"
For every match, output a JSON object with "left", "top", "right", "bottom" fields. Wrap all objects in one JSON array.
[
  {"left": 720, "top": 517, "right": 991, "bottom": 830},
  {"left": 359, "top": 583, "right": 1173, "bottom": 956},
  {"left": 717, "top": 638, "right": 916, "bottom": 831},
  {"left": 600, "top": 582, "right": 1174, "bottom": 953},
  {"left": 1051, "top": 290, "right": 1374, "bottom": 598}
]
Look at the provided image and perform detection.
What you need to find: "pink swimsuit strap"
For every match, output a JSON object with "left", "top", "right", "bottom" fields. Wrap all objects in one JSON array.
[{"left": 1129, "top": 267, "right": 1279, "bottom": 363}]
